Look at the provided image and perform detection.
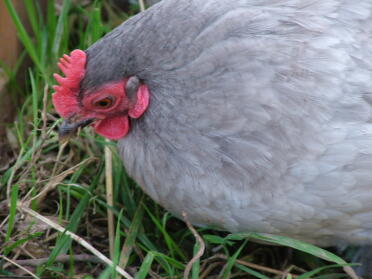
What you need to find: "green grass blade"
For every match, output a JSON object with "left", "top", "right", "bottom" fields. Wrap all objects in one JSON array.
[
  {"left": 296, "top": 264, "right": 355, "bottom": 279},
  {"left": 93, "top": 197, "right": 158, "bottom": 253},
  {"left": 226, "top": 233, "right": 347, "bottom": 264},
  {"left": 5, "top": 184, "right": 19, "bottom": 242},
  {"left": 42, "top": 190, "right": 91, "bottom": 273},
  {"left": 221, "top": 240, "right": 247, "bottom": 279},
  {"left": 4, "top": 232, "right": 43, "bottom": 256},
  {"left": 144, "top": 206, "right": 186, "bottom": 261},
  {"left": 90, "top": 5, "right": 104, "bottom": 43},
  {"left": 314, "top": 274, "right": 346, "bottom": 279},
  {"left": 24, "top": 1, "right": 39, "bottom": 39},
  {"left": 0, "top": 51, "right": 26, "bottom": 80},
  {"left": 98, "top": 267, "right": 112, "bottom": 279},
  {"left": 134, "top": 252, "right": 155, "bottom": 279},
  {"left": 151, "top": 251, "right": 184, "bottom": 270},
  {"left": 111, "top": 209, "right": 125, "bottom": 279},
  {"left": 46, "top": 0, "right": 57, "bottom": 55},
  {"left": 1, "top": 138, "right": 43, "bottom": 186},
  {"left": 52, "top": 0, "right": 71, "bottom": 57},
  {"left": 119, "top": 198, "right": 144, "bottom": 268},
  {"left": 4, "top": 0, "right": 44, "bottom": 75},
  {"left": 191, "top": 242, "right": 201, "bottom": 279},
  {"left": 29, "top": 70, "right": 39, "bottom": 134},
  {"left": 235, "top": 264, "right": 270, "bottom": 279}
]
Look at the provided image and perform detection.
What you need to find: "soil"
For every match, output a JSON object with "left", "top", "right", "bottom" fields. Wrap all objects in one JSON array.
[{"left": 0, "top": 71, "right": 15, "bottom": 171}]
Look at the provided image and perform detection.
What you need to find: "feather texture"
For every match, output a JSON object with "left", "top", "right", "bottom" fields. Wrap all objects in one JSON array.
[{"left": 82, "top": 0, "right": 372, "bottom": 247}]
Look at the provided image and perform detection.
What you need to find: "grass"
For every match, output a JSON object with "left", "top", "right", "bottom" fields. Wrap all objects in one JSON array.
[{"left": 0, "top": 0, "right": 359, "bottom": 278}]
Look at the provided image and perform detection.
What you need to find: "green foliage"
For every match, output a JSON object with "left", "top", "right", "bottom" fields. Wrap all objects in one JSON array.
[{"left": 226, "top": 233, "right": 347, "bottom": 265}]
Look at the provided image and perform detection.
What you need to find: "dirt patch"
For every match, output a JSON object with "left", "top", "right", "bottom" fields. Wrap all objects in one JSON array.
[{"left": 0, "top": 70, "right": 16, "bottom": 172}]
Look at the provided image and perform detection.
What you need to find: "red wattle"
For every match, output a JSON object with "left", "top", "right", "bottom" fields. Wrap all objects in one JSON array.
[
  {"left": 94, "top": 115, "right": 130, "bottom": 140},
  {"left": 128, "top": 84, "right": 150, "bottom": 119}
]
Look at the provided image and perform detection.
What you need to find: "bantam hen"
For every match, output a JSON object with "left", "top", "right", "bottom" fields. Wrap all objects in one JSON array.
[{"left": 53, "top": 0, "right": 372, "bottom": 275}]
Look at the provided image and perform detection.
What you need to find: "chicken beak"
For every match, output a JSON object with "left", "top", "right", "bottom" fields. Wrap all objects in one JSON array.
[{"left": 58, "top": 118, "right": 94, "bottom": 143}]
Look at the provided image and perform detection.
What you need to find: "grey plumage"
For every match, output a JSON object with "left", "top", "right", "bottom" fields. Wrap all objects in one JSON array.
[{"left": 83, "top": 0, "right": 372, "bottom": 247}]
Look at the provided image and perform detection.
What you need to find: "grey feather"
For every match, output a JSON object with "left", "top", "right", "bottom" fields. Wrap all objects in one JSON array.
[{"left": 82, "top": 0, "right": 372, "bottom": 247}]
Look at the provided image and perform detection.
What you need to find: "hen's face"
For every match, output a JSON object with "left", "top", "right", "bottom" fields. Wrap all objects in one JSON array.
[{"left": 52, "top": 50, "right": 150, "bottom": 140}]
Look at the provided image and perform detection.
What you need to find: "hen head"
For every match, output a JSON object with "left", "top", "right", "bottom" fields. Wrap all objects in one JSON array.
[{"left": 52, "top": 49, "right": 150, "bottom": 140}]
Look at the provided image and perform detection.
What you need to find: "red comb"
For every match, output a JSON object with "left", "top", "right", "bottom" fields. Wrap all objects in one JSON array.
[{"left": 52, "top": 49, "right": 86, "bottom": 117}]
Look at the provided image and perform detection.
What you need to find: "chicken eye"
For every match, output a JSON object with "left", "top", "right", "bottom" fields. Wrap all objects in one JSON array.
[{"left": 94, "top": 97, "right": 114, "bottom": 109}]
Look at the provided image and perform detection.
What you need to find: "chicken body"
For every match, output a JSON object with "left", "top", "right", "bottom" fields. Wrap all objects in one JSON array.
[{"left": 82, "top": 0, "right": 372, "bottom": 247}]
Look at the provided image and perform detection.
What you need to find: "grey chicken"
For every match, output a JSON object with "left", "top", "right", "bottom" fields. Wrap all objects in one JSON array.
[{"left": 53, "top": 0, "right": 372, "bottom": 276}]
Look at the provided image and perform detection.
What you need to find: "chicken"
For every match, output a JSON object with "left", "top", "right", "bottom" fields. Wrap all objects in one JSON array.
[{"left": 53, "top": 0, "right": 372, "bottom": 270}]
